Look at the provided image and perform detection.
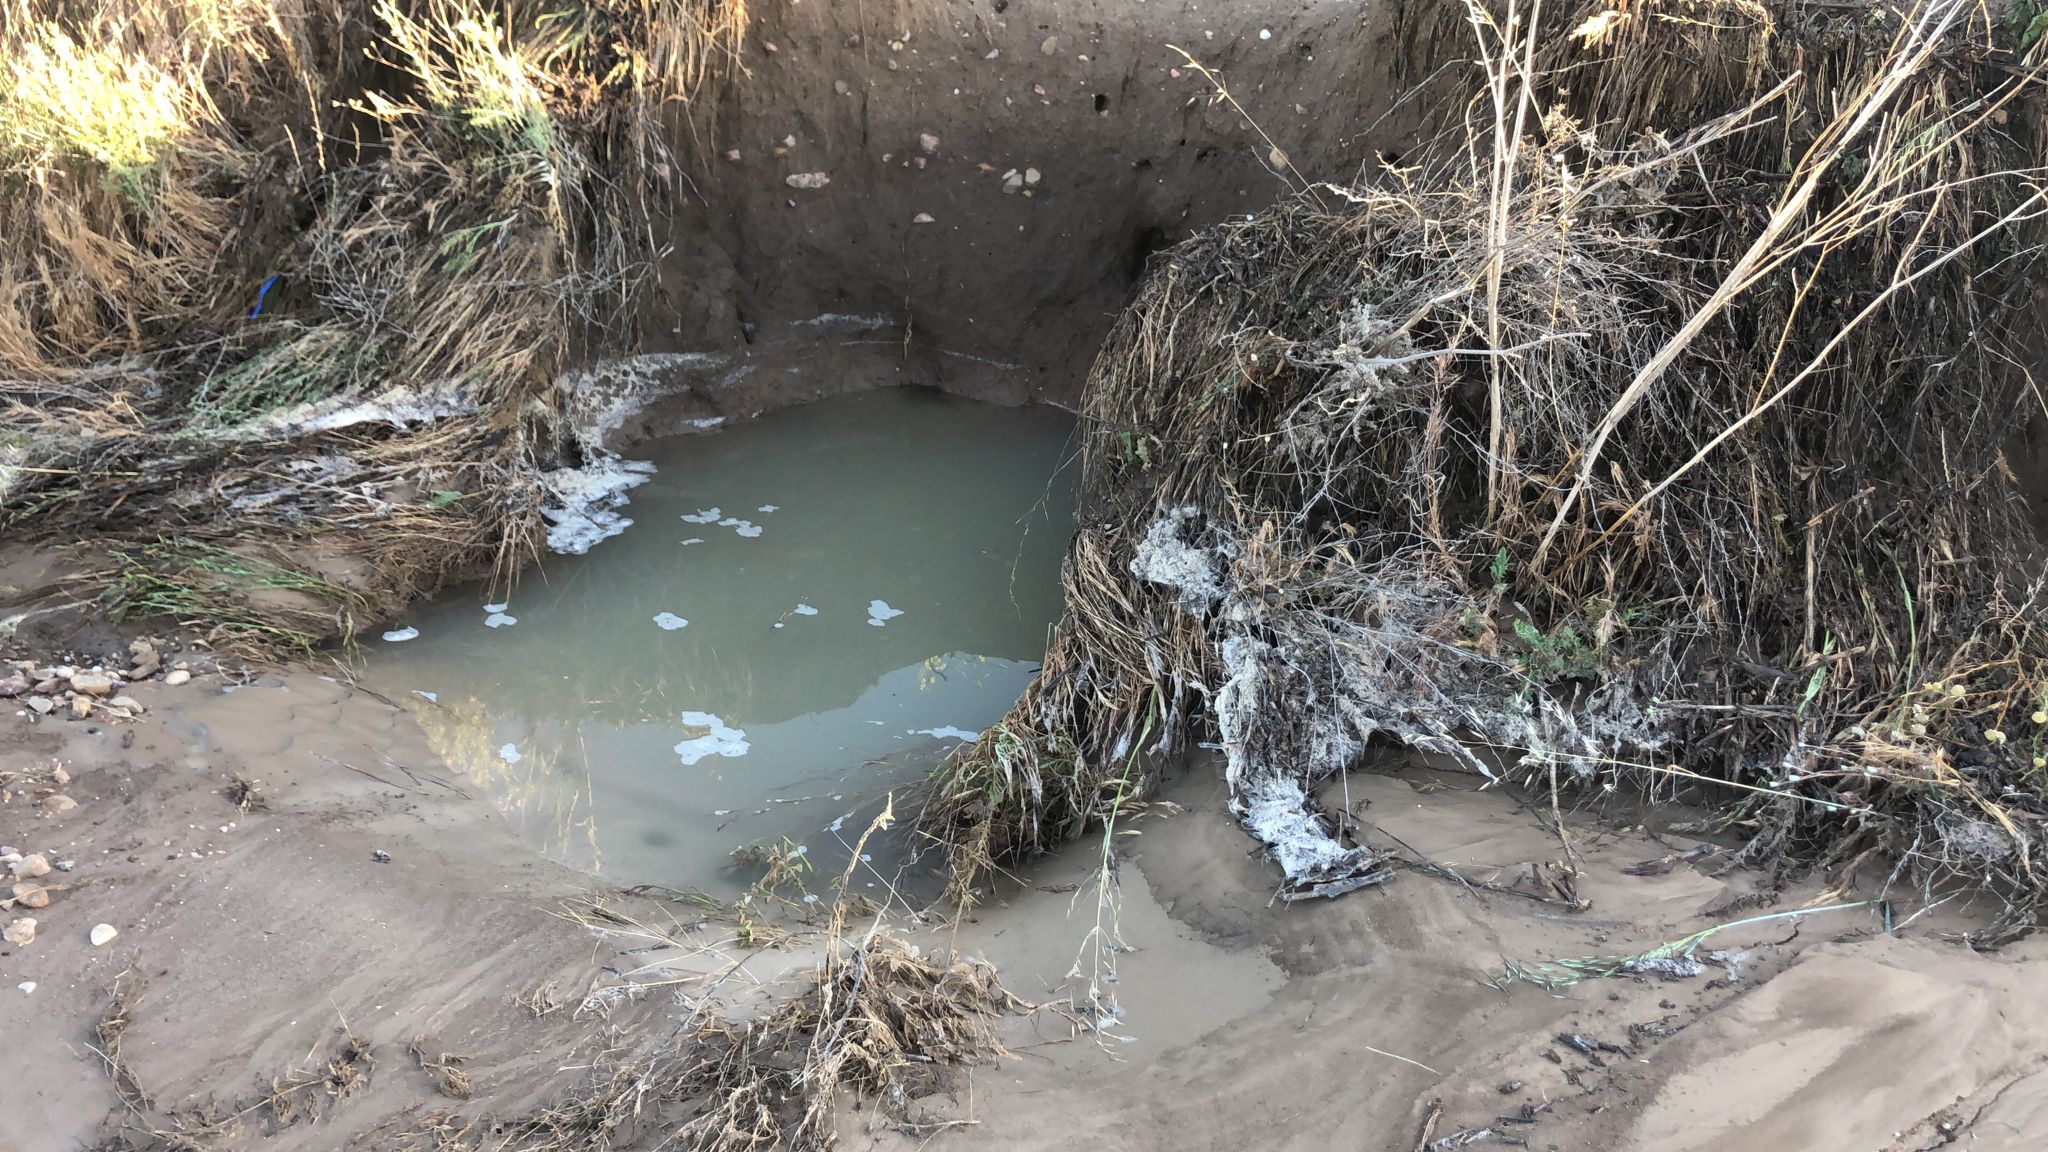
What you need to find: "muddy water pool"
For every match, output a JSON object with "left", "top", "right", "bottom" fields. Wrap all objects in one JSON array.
[{"left": 371, "top": 389, "right": 1076, "bottom": 894}]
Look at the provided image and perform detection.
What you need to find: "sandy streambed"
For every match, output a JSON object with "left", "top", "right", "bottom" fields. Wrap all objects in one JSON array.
[{"left": 2, "top": 673, "right": 2044, "bottom": 1151}]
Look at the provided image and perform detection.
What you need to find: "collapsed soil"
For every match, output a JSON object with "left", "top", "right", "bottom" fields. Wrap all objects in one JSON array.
[{"left": 3, "top": 673, "right": 2044, "bottom": 1150}]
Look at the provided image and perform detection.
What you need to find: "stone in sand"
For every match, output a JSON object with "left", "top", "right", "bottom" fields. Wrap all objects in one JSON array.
[
  {"left": 42, "top": 794, "right": 76, "bottom": 815},
  {"left": 0, "top": 671, "right": 27, "bottom": 697},
  {"left": 70, "top": 696, "right": 93, "bottom": 719},
  {"left": 110, "top": 695, "right": 143, "bottom": 713},
  {"left": 12, "top": 853, "right": 50, "bottom": 878},
  {"left": 26, "top": 696, "right": 52, "bottom": 715},
  {"left": 11, "top": 883, "right": 49, "bottom": 909},
  {"left": 164, "top": 669, "right": 192, "bottom": 686},
  {"left": 69, "top": 671, "right": 115, "bottom": 696},
  {"left": 3, "top": 917, "right": 34, "bottom": 946},
  {"left": 91, "top": 923, "right": 118, "bottom": 946}
]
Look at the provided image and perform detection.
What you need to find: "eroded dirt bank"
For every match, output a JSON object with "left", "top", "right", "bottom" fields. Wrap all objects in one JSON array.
[
  {"left": 4, "top": 674, "right": 2044, "bottom": 1150},
  {"left": 591, "top": 0, "right": 1455, "bottom": 436}
]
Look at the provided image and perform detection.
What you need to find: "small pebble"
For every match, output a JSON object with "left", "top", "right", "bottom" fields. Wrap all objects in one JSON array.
[
  {"left": 164, "top": 669, "right": 191, "bottom": 686},
  {"left": 372, "top": 850, "right": 392, "bottom": 863},
  {"left": 91, "top": 923, "right": 118, "bottom": 946},
  {"left": 17, "top": 981, "right": 33, "bottom": 993},
  {"left": 3, "top": 917, "right": 34, "bottom": 946}
]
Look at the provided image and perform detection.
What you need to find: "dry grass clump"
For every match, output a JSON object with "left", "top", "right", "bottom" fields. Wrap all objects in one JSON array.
[
  {"left": 927, "top": 0, "right": 2048, "bottom": 934},
  {"left": 382, "top": 928, "right": 1018, "bottom": 1152},
  {"left": 383, "top": 810, "right": 1020, "bottom": 1152},
  {"left": 0, "top": 0, "right": 745, "bottom": 649}
]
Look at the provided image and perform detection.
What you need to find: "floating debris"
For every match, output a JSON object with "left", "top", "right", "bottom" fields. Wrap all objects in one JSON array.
[
  {"left": 382, "top": 627, "right": 419, "bottom": 643},
  {"left": 675, "top": 711, "right": 750, "bottom": 765},
  {"left": 499, "top": 744, "right": 522, "bottom": 764},
  {"left": 653, "top": 612, "right": 689, "bottom": 631},
  {"left": 681, "top": 507, "right": 724, "bottom": 524},
  {"left": 867, "top": 599, "right": 905, "bottom": 626},
  {"left": 484, "top": 612, "right": 518, "bottom": 628}
]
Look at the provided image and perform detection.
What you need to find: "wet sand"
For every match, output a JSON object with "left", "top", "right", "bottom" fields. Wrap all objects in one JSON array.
[{"left": 4, "top": 672, "right": 2045, "bottom": 1150}]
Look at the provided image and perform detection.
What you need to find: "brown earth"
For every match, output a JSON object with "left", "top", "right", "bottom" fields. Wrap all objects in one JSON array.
[
  {"left": 585, "top": 0, "right": 1461, "bottom": 439},
  {"left": 4, "top": 672, "right": 2044, "bottom": 1150}
]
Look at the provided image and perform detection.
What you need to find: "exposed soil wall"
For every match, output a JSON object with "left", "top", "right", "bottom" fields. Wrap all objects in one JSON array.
[{"left": 608, "top": 0, "right": 1461, "bottom": 438}]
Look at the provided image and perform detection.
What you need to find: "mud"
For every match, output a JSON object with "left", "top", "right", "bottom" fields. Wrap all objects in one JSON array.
[{"left": 5, "top": 675, "right": 2045, "bottom": 1150}]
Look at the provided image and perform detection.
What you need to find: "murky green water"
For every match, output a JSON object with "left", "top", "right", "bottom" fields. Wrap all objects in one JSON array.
[{"left": 372, "top": 389, "right": 1076, "bottom": 893}]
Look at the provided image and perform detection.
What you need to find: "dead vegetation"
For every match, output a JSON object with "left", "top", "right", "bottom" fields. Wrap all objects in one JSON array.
[
  {"left": 90, "top": 811, "right": 1025, "bottom": 1151},
  {"left": 925, "top": 0, "right": 2048, "bottom": 938},
  {"left": 0, "top": 0, "right": 746, "bottom": 650},
  {"left": 95, "top": 969, "right": 380, "bottom": 1149}
]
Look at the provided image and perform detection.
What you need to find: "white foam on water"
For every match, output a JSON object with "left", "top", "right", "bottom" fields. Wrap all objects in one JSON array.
[
  {"left": 382, "top": 627, "right": 419, "bottom": 642},
  {"left": 680, "top": 537, "right": 705, "bottom": 545},
  {"left": 866, "top": 599, "right": 905, "bottom": 627},
  {"left": 773, "top": 622, "right": 785, "bottom": 629},
  {"left": 540, "top": 457, "right": 655, "bottom": 555},
  {"left": 483, "top": 601, "right": 509, "bottom": 613},
  {"left": 484, "top": 613, "right": 517, "bottom": 628},
  {"left": 793, "top": 603, "right": 818, "bottom": 616},
  {"left": 718, "top": 516, "right": 762, "bottom": 537},
  {"left": 680, "top": 507, "right": 723, "bottom": 524},
  {"left": 675, "top": 711, "right": 750, "bottom": 765},
  {"left": 735, "top": 524, "right": 763, "bottom": 538},
  {"left": 653, "top": 612, "right": 689, "bottom": 631},
  {"left": 912, "top": 726, "right": 982, "bottom": 742},
  {"left": 758, "top": 504, "right": 779, "bottom": 513},
  {"left": 499, "top": 743, "right": 522, "bottom": 764},
  {"left": 413, "top": 690, "right": 438, "bottom": 703},
  {"left": 689, "top": 416, "right": 727, "bottom": 430}
]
